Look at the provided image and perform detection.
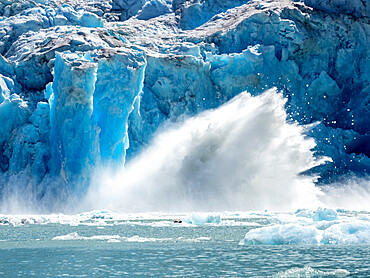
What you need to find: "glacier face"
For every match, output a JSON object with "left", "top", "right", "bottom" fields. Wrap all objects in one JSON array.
[{"left": 0, "top": 0, "right": 369, "bottom": 211}]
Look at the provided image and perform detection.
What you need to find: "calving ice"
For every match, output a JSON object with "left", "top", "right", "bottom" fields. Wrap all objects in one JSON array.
[{"left": 85, "top": 89, "right": 323, "bottom": 212}]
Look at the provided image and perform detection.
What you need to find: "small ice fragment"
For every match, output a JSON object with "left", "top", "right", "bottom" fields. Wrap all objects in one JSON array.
[{"left": 313, "top": 208, "right": 338, "bottom": 221}]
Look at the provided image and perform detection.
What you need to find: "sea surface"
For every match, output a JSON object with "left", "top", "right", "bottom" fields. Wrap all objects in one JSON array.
[{"left": 0, "top": 210, "right": 369, "bottom": 277}]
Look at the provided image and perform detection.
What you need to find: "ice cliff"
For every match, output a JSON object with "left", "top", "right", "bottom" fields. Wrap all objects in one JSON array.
[{"left": 0, "top": 0, "right": 369, "bottom": 211}]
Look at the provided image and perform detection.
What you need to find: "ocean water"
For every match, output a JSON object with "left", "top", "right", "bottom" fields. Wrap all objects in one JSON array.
[{"left": 1, "top": 210, "right": 369, "bottom": 277}]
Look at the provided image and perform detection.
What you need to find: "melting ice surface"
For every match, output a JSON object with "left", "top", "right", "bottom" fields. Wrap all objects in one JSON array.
[{"left": 84, "top": 89, "right": 323, "bottom": 212}]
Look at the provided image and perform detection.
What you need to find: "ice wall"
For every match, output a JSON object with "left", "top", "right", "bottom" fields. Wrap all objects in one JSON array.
[
  {"left": 47, "top": 49, "right": 146, "bottom": 190},
  {"left": 48, "top": 51, "right": 99, "bottom": 183},
  {"left": 92, "top": 48, "right": 146, "bottom": 165}
]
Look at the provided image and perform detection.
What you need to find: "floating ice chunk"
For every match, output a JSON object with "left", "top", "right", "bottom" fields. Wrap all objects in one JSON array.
[
  {"left": 0, "top": 216, "right": 10, "bottom": 225},
  {"left": 184, "top": 213, "right": 221, "bottom": 225},
  {"left": 294, "top": 208, "right": 314, "bottom": 218},
  {"left": 52, "top": 232, "right": 120, "bottom": 241},
  {"left": 127, "top": 235, "right": 149, "bottom": 242},
  {"left": 80, "top": 210, "right": 115, "bottom": 220},
  {"left": 195, "top": 237, "right": 211, "bottom": 241},
  {"left": 275, "top": 266, "right": 350, "bottom": 277},
  {"left": 52, "top": 232, "right": 81, "bottom": 240},
  {"left": 240, "top": 224, "right": 320, "bottom": 245},
  {"left": 126, "top": 235, "right": 171, "bottom": 242},
  {"left": 295, "top": 208, "right": 338, "bottom": 222},
  {"left": 107, "top": 238, "right": 121, "bottom": 243},
  {"left": 89, "top": 235, "right": 121, "bottom": 241},
  {"left": 321, "top": 222, "right": 370, "bottom": 244},
  {"left": 313, "top": 208, "right": 338, "bottom": 222},
  {"left": 241, "top": 213, "right": 370, "bottom": 245}
]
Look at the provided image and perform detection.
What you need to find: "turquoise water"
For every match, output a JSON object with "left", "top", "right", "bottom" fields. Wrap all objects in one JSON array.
[{"left": 0, "top": 211, "right": 369, "bottom": 277}]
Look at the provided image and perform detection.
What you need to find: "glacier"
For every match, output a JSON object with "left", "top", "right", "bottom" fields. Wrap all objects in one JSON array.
[{"left": 0, "top": 0, "right": 369, "bottom": 212}]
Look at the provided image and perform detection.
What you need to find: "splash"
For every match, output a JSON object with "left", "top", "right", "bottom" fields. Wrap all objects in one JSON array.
[
  {"left": 84, "top": 88, "right": 324, "bottom": 212},
  {"left": 319, "top": 177, "right": 370, "bottom": 211}
]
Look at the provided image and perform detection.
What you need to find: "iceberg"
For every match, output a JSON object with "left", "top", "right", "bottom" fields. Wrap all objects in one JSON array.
[
  {"left": 240, "top": 224, "right": 320, "bottom": 245},
  {"left": 294, "top": 207, "right": 338, "bottom": 222},
  {"left": 312, "top": 208, "right": 338, "bottom": 222},
  {"left": 321, "top": 222, "right": 370, "bottom": 245},
  {"left": 184, "top": 213, "right": 221, "bottom": 225},
  {"left": 240, "top": 212, "right": 370, "bottom": 245}
]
